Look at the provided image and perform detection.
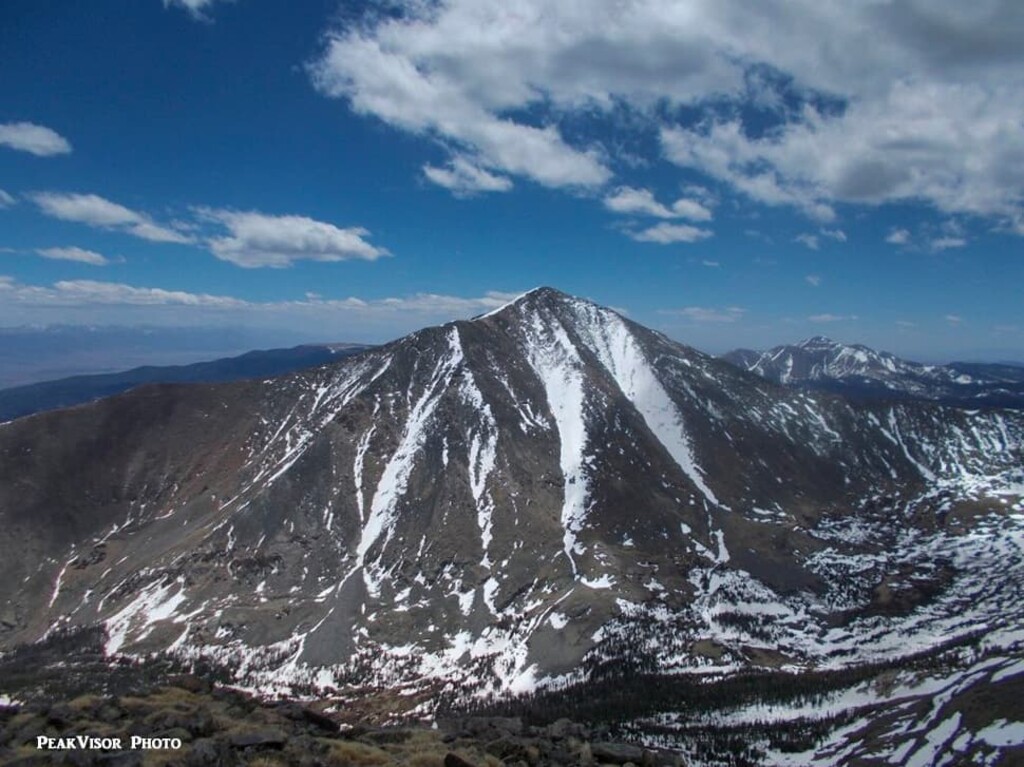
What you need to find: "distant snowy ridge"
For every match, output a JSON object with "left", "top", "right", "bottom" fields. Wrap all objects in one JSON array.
[{"left": 723, "top": 336, "right": 1024, "bottom": 409}]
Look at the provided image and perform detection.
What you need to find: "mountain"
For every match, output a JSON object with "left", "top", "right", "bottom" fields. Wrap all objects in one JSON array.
[
  {"left": 723, "top": 336, "right": 1024, "bottom": 408},
  {"left": 0, "top": 325, "right": 316, "bottom": 389},
  {"left": 1, "top": 288, "right": 1022, "bottom": 762},
  {"left": 0, "top": 343, "right": 371, "bottom": 423}
]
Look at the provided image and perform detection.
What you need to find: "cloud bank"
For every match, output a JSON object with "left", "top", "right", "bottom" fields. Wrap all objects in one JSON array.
[{"left": 309, "top": 0, "right": 1024, "bottom": 231}]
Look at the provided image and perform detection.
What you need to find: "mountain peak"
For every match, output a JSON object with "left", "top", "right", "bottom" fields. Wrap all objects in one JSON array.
[
  {"left": 523, "top": 285, "right": 567, "bottom": 299},
  {"left": 798, "top": 335, "right": 839, "bottom": 348},
  {"left": 473, "top": 286, "right": 591, "bottom": 323}
]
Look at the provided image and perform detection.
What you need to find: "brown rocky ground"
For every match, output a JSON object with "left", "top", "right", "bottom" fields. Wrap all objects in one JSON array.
[{"left": 0, "top": 679, "right": 682, "bottom": 767}]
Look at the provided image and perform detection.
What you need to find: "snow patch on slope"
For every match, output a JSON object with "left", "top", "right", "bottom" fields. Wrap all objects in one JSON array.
[
  {"left": 521, "top": 310, "right": 591, "bottom": 575},
  {"left": 572, "top": 302, "right": 719, "bottom": 507},
  {"left": 457, "top": 333, "right": 499, "bottom": 566},
  {"left": 360, "top": 329, "right": 464, "bottom": 571}
]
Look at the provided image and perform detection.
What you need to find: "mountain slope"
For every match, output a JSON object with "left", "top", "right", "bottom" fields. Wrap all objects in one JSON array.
[
  {"left": 1, "top": 289, "right": 1022, "bottom": 716},
  {"left": 723, "top": 336, "right": 1024, "bottom": 408},
  {"left": 0, "top": 343, "right": 370, "bottom": 422}
]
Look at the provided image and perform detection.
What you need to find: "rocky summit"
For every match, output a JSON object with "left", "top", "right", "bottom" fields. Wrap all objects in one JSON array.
[{"left": 2, "top": 288, "right": 1024, "bottom": 763}]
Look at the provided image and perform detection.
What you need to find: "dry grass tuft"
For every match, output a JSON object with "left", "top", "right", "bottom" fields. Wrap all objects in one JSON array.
[{"left": 324, "top": 739, "right": 391, "bottom": 766}]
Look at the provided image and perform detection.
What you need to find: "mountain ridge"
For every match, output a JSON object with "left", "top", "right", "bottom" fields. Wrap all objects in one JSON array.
[
  {"left": 722, "top": 335, "right": 1024, "bottom": 409},
  {"left": 0, "top": 343, "right": 372, "bottom": 423},
  {"left": 1, "top": 289, "right": 1022, "bottom": 748}
]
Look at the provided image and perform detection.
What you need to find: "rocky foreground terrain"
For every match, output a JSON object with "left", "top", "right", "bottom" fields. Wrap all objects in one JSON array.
[
  {"left": 1, "top": 681, "right": 672, "bottom": 767},
  {"left": 0, "top": 629, "right": 678, "bottom": 767}
]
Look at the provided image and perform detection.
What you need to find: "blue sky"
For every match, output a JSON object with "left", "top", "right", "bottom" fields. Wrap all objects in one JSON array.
[{"left": 1, "top": 0, "right": 1022, "bottom": 361}]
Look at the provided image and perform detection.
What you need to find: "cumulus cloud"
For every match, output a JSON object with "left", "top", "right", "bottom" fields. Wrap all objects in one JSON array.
[
  {"left": 603, "top": 186, "right": 712, "bottom": 221},
  {"left": 311, "top": 28, "right": 610, "bottom": 190},
  {"left": 310, "top": 1, "right": 1024, "bottom": 228},
  {"left": 423, "top": 156, "right": 513, "bottom": 195},
  {"left": 0, "top": 122, "right": 71, "bottom": 156},
  {"left": 0, "top": 189, "right": 14, "bottom": 208},
  {"left": 805, "top": 274, "right": 822, "bottom": 287},
  {"left": 659, "top": 16, "right": 1024, "bottom": 226},
  {"left": 31, "top": 192, "right": 191, "bottom": 243},
  {"left": 629, "top": 222, "right": 713, "bottom": 244},
  {"left": 660, "top": 306, "right": 745, "bottom": 323},
  {"left": 35, "top": 247, "right": 110, "bottom": 266},
  {"left": 198, "top": 209, "right": 388, "bottom": 268}
]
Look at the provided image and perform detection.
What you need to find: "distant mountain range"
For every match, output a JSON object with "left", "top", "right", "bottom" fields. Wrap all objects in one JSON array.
[
  {"left": 723, "top": 336, "right": 1024, "bottom": 409},
  {"left": 0, "top": 325, "right": 319, "bottom": 389},
  {"left": 0, "top": 344, "right": 371, "bottom": 422}
]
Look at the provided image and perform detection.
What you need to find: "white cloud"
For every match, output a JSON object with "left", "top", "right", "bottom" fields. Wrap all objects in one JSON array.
[
  {"left": 796, "top": 228, "right": 844, "bottom": 250},
  {"left": 660, "top": 35, "right": 1024, "bottom": 226},
  {"left": 808, "top": 313, "right": 859, "bottom": 323},
  {"left": 423, "top": 156, "right": 513, "bottom": 194},
  {"left": 0, "top": 275, "right": 517, "bottom": 314},
  {"left": 31, "top": 192, "right": 191, "bottom": 243},
  {"left": 604, "top": 186, "right": 712, "bottom": 222},
  {"left": 671, "top": 198, "right": 714, "bottom": 222},
  {"left": 163, "top": 0, "right": 231, "bottom": 21},
  {"left": 661, "top": 306, "right": 745, "bottom": 323},
  {"left": 0, "top": 122, "right": 71, "bottom": 156},
  {"left": 945, "top": 314, "right": 963, "bottom": 324},
  {"left": 805, "top": 274, "right": 822, "bottom": 287},
  {"left": 311, "top": 29, "right": 610, "bottom": 190},
  {"left": 930, "top": 236, "right": 967, "bottom": 251},
  {"left": 605, "top": 187, "right": 673, "bottom": 217},
  {"left": 795, "top": 233, "right": 820, "bottom": 251},
  {"left": 199, "top": 209, "right": 388, "bottom": 268},
  {"left": 0, "top": 277, "right": 246, "bottom": 308},
  {"left": 661, "top": 123, "right": 837, "bottom": 223},
  {"left": 0, "top": 189, "right": 14, "bottom": 208},
  {"left": 702, "top": 259, "right": 720, "bottom": 268},
  {"left": 886, "top": 228, "right": 911, "bottom": 245},
  {"left": 309, "top": 1, "right": 1024, "bottom": 228},
  {"left": 35, "top": 247, "right": 110, "bottom": 266},
  {"left": 0, "top": 275, "right": 521, "bottom": 339},
  {"left": 629, "top": 222, "right": 713, "bottom": 244}
]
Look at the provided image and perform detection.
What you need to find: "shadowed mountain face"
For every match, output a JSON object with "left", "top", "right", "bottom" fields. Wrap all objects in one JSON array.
[
  {"left": 723, "top": 336, "right": 1024, "bottom": 409},
  {"left": 2, "top": 289, "right": 1022, "bottom": 712}
]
